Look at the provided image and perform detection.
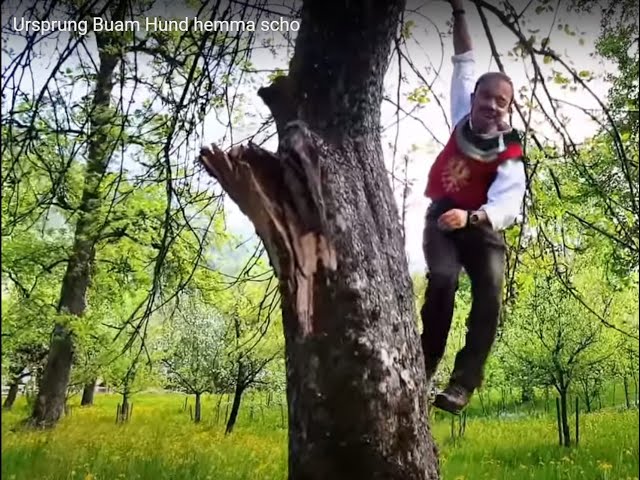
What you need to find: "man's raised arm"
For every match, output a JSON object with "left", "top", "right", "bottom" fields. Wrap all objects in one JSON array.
[
  {"left": 449, "top": 0, "right": 475, "bottom": 129},
  {"left": 452, "top": 0, "right": 472, "bottom": 54}
]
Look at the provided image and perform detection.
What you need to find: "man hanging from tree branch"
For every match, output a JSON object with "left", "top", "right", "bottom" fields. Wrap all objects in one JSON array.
[{"left": 421, "top": 0, "right": 526, "bottom": 414}]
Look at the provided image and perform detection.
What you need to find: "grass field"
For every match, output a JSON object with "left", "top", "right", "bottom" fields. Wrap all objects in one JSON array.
[{"left": 2, "top": 392, "right": 638, "bottom": 480}]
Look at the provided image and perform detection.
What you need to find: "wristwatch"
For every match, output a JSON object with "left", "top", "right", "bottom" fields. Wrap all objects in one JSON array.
[{"left": 468, "top": 210, "right": 481, "bottom": 226}]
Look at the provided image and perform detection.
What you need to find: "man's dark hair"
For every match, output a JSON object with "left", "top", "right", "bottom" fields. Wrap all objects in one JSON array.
[{"left": 473, "top": 72, "right": 515, "bottom": 103}]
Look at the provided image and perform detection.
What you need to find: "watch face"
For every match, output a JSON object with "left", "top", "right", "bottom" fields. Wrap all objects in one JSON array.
[{"left": 470, "top": 213, "right": 480, "bottom": 224}]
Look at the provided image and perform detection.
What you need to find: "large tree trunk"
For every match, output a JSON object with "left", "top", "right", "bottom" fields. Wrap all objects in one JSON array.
[
  {"left": 200, "top": 1, "right": 438, "bottom": 478},
  {"left": 30, "top": 2, "right": 125, "bottom": 428},
  {"left": 80, "top": 379, "right": 97, "bottom": 406},
  {"left": 3, "top": 382, "right": 19, "bottom": 410},
  {"left": 32, "top": 324, "right": 74, "bottom": 425}
]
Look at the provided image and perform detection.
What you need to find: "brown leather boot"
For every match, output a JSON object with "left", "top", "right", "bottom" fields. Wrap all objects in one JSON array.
[{"left": 433, "top": 383, "right": 471, "bottom": 415}]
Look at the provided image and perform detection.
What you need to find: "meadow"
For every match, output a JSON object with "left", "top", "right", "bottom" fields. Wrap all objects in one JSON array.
[{"left": 2, "top": 391, "right": 637, "bottom": 480}]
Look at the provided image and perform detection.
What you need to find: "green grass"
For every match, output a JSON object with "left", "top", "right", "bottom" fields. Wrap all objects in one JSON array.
[{"left": 2, "top": 393, "right": 638, "bottom": 480}]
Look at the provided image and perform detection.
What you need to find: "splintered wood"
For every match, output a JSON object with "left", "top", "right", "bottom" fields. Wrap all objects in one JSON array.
[{"left": 199, "top": 127, "right": 336, "bottom": 336}]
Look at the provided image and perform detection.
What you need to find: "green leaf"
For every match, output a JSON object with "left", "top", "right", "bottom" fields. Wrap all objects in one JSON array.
[
  {"left": 267, "top": 68, "right": 286, "bottom": 82},
  {"left": 407, "top": 85, "right": 431, "bottom": 105},
  {"left": 552, "top": 71, "right": 570, "bottom": 85},
  {"left": 402, "top": 19, "right": 415, "bottom": 39}
]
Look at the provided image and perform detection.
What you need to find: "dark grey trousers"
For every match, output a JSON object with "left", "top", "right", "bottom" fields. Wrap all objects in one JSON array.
[{"left": 420, "top": 206, "right": 506, "bottom": 392}]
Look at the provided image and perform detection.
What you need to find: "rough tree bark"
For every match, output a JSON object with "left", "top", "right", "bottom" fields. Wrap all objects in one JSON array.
[
  {"left": 200, "top": 1, "right": 439, "bottom": 478},
  {"left": 81, "top": 379, "right": 97, "bottom": 406},
  {"left": 31, "top": 1, "right": 126, "bottom": 427}
]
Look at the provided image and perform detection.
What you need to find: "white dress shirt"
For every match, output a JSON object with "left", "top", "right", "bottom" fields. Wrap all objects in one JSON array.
[{"left": 450, "top": 50, "right": 526, "bottom": 231}]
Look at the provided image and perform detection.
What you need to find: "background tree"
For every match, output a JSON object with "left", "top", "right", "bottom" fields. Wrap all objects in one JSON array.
[
  {"left": 102, "top": 335, "right": 160, "bottom": 423},
  {"left": 1, "top": 233, "right": 63, "bottom": 410},
  {"left": 160, "top": 297, "right": 226, "bottom": 423},
  {"left": 502, "top": 258, "right": 626, "bottom": 446},
  {"left": 214, "top": 281, "right": 282, "bottom": 435},
  {"left": 2, "top": 0, "right": 248, "bottom": 427}
]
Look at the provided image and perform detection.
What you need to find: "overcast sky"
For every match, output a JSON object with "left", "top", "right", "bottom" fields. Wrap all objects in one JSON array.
[{"left": 2, "top": 0, "right": 613, "bottom": 274}]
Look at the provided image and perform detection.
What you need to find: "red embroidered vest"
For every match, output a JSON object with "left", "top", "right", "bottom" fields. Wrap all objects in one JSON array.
[{"left": 425, "top": 132, "right": 523, "bottom": 210}]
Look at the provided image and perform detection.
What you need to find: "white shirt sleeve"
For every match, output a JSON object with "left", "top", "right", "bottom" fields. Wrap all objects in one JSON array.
[
  {"left": 480, "top": 160, "right": 527, "bottom": 231},
  {"left": 450, "top": 50, "right": 476, "bottom": 130},
  {"left": 450, "top": 50, "right": 525, "bottom": 230}
]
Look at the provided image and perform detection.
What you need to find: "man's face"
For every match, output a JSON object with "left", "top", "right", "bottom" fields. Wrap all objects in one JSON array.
[{"left": 469, "top": 76, "right": 513, "bottom": 134}]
